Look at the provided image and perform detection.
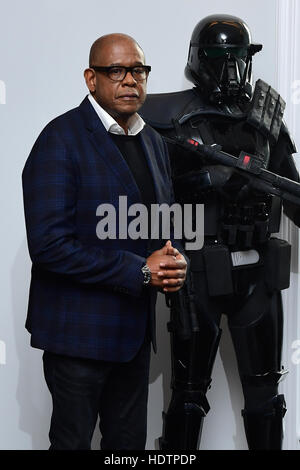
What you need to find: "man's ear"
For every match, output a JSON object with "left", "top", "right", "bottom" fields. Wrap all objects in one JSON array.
[{"left": 84, "top": 68, "right": 96, "bottom": 93}]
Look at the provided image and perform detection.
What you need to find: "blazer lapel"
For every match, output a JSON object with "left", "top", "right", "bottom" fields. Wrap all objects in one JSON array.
[
  {"left": 139, "top": 127, "right": 165, "bottom": 204},
  {"left": 79, "top": 96, "right": 142, "bottom": 203}
]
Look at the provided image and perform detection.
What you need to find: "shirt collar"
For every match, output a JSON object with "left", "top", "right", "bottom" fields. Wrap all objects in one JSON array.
[{"left": 88, "top": 94, "right": 145, "bottom": 136}]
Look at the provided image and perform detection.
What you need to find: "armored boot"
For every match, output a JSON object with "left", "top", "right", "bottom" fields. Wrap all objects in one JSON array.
[{"left": 242, "top": 395, "right": 287, "bottom": 450}]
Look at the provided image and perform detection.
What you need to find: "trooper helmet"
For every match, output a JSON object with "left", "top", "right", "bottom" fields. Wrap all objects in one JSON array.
[{"left": 185, "top": 14, "right": 263, "bottom": 104}]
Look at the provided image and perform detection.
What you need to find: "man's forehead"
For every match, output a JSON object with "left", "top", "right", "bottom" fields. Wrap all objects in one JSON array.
[{"left": 95, "top": 38, "right": 144, "bottom": 63}]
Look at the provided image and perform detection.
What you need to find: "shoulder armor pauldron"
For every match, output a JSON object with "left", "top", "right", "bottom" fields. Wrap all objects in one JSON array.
[{"left": 247, "top": 79, "right": 286, "bottom": 145}]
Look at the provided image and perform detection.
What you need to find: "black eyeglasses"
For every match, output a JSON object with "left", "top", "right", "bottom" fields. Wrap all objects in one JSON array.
[{"left": 90, "top": 65, "right": 151, "bottom": 82}]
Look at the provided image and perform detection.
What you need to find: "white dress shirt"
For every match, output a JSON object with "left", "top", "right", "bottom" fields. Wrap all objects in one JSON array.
[{"left": 88, "top": 94, "right": 145, "bottom": 136}]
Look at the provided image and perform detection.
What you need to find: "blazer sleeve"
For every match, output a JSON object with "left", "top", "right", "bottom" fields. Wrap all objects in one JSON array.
[{"left": 22, "top": 124, "right": 146, "bottom": 297}]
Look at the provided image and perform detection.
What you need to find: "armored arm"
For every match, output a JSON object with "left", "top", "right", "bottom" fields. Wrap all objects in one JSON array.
[{"left": 269, "top": 122, "right": 300, "bottom": 227}]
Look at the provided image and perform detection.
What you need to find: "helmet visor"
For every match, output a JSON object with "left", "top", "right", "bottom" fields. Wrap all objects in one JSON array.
[{"left": 204, "top": 47, "right": 248, "bottom": 59}]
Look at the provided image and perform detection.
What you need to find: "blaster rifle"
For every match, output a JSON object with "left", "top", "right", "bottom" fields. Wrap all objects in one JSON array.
[
  {"left": 166, "top": 271, "right": 199, "bottom": 341},
  {"left": 166, "top": 137, "right": 300, "bottom": 206}
]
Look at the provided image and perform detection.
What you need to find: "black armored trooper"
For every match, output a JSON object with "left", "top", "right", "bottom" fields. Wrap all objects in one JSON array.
[{"left": 141, "top": 14, "right": 300, "bottom": 450}]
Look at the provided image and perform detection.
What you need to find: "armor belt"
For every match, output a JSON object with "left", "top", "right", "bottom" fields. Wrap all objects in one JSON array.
[{"left": 189, "top": 238, "right": 291, "bottom": 297}]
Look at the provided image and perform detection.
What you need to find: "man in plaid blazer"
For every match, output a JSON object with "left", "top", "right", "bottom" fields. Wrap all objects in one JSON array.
[{"left": 22, "top": 33, "right": 187, "bottom": 450}]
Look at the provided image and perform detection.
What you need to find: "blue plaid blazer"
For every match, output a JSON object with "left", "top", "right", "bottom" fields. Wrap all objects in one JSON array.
[{"left": 22, "top": 96, "right": 182, "bottom": 362}]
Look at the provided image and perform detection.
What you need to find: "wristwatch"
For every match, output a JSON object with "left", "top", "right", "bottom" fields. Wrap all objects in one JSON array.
[{"left": 141, "top": 263, "right": 152, "bottom": 285}]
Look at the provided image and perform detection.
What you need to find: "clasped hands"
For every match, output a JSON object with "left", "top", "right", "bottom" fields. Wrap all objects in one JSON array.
[{"left": 146, "top": 240, "right": 187, "bottom": 293}]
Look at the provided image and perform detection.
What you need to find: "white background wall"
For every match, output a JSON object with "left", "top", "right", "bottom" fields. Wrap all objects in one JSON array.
[{"left": 0, "top": 0, "right": 299, "bottom": 450}]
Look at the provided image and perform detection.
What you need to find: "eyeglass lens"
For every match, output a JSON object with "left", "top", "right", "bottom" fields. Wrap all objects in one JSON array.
[{"left": 108, "top": 66, "right": 148, "bottom": 81}]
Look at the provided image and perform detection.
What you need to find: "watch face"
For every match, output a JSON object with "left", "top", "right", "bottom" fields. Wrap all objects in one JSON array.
[{"left": 142, "top": 265, "right": 151, "bottom": 285}]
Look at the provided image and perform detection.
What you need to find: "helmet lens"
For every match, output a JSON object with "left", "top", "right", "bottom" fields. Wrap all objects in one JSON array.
[{"left": 204, "top": 47, "right": 248, "bottom": 59}]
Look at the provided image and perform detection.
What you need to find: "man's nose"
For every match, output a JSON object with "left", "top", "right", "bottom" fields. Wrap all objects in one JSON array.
[{"left": 122, "top": 70, "right": 137, "bottom": 85}]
